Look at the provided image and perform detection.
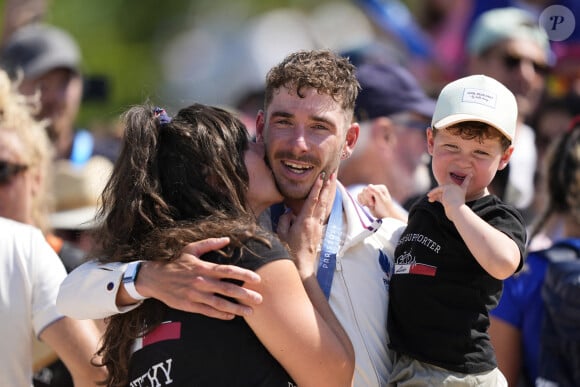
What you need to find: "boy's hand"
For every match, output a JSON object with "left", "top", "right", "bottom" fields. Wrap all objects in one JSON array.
[
  {"left": 358, "top": 184, "right": 393, "bottom": 219},
  {"left": 427, "top": 174, "right": 472, "bottom": 220},
  {"left": 358, "top": 184, "right": 408, "bottom": 222}
]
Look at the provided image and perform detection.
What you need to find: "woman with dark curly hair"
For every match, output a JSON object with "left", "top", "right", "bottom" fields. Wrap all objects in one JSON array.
[{"left": 91, "top": 103, "right": 354, "bottom": 387}]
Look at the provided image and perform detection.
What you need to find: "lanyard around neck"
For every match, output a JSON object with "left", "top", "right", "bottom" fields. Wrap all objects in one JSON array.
[
  {"left": 317, "top": 188, "right": 343, "bottom": 299},
  {"left": 269, "top": 187, "right": 344, "bottom": 299}
]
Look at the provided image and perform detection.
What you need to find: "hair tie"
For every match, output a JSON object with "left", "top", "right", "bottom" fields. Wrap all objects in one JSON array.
[{"left": 154, "top": 107, "right": 172, "bottom": 124}]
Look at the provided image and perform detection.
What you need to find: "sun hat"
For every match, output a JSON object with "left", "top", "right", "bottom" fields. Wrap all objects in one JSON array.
[
  {"left": 49, "top": 155, "right": 112, "bottom": 230},
  {"left": 354, "top": 61, "right": 436, "bottom": 121},
  {"left": 431, "top": 74, "right": 518, "bottom": 141},
  {"left": 0, "top": 23, "right": 81, "bottom": 79}
]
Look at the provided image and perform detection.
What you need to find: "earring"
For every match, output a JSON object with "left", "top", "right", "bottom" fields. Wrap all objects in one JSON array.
[{"left": 341, "top": 151, "right": 349, "bottom": 160}]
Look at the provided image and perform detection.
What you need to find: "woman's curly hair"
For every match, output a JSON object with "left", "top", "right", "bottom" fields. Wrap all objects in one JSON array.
[{"left": 90, "top": 103, "right": 271, "bottom": 386}]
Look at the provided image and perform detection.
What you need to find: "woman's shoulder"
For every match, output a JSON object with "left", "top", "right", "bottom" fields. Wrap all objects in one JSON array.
[{"left": 241, "top": 233, "right": 290, "bottom": 271}]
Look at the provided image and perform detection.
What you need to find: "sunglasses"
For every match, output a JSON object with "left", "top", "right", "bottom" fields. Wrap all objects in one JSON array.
[
  {"left": 501, "top": 53, "right": 550, "bottom": 76},
  {"left": 0, "top": 160, "right": 28, "bottom": 185}
]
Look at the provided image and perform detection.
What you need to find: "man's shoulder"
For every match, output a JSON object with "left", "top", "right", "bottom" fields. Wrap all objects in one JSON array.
[
  {"left": 359, "top": 218, "right": 406, "bottom": 259},
  {"left": 376, "top": 216, "right": 406, "bottom": 237}
]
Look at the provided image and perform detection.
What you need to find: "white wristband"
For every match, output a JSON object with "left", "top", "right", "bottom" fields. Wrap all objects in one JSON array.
[{"left": 122, "top": 261, "right": 149, "bottom": 301}]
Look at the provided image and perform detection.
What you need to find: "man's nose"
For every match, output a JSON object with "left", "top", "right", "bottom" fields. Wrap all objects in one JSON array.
[{"left": 289, "top": 127, "right": 309, "bottom": 152}]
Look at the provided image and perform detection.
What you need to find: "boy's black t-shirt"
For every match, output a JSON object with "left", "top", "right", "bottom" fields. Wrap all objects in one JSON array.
[
  {"left": 127, "top": 236, "right": 297, "bottom": 387},
  {"left": 388, "top": 195, "right": 527, "bottom": 373}
]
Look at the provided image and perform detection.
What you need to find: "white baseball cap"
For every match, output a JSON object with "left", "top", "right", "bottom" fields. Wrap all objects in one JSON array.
[{"left": 431, "top": 74, "right": 518, "bottom": 142}]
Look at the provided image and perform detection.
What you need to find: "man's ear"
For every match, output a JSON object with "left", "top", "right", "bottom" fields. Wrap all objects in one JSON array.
[
  {"left": 498, "top": 145, "right": 514, "bottom": 170},
  {"left": 255, "top": 110, "right": 265, "bottom": 143},
  {"left": 342, "top": 121, "right": 360, "bottom": 158}
]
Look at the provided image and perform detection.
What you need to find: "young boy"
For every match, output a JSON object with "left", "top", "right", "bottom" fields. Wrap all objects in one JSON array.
[{"left": 360, "top": 74, "right": 527, "bottom": 386}]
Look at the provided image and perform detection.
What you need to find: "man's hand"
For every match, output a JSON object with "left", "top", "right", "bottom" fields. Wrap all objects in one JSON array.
[{"left": 136, "top": 237, "right": 263, "bottom": 320}]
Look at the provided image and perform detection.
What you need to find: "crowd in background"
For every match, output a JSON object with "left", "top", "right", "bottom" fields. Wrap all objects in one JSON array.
[{"left": 1, "top": 0, "right": 580, "bottom": 386}]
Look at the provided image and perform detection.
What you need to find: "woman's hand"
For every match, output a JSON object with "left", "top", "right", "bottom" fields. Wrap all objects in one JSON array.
[{"left": 276, "top": 173, "right": 333, "bottom": 277}]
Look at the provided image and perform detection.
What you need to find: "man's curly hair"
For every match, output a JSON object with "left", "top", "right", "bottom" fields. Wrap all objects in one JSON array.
[{"left": 264, "top": 49, "right": 360, "bottom": 121}]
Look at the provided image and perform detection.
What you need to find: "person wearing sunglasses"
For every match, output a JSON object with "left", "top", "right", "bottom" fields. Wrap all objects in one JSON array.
[
  {"left": 0, "top": 68, "right": 106, "bottom": 386},
  {"left": 339, "top": 60, "right": 436, "bottom": 219},
  {"left": 465, "top": 7, "right": 552, "bottom": 220},
  {"left": 0, "top": 160, "right": 27, "bottom": 182}
]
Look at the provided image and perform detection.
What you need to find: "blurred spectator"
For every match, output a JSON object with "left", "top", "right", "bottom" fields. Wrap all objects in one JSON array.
[
  {"left": 407, "top": 0, "right": 476, "bottom": 93},
  {"left": 49, "top": 155, "right": 113, "bottom": 254},
  {"left": 0, "top": 67, "right": 92, "bottom": 270},
  {"left": 0, "top": 86, "right": 52, "bottom": 234},
  {"left": 38, "top": 157, "right": 111, "bottom": 387},
  {"left": 0, "top": 65, "right": 104, "bottom": 386},
  {"left": 339, "top": 60, "right": 435, "bottom": 214},
  {"left": 0, "top": 0, "right": 47, "bottom": 47},
  {"left": 355, "top": 0, "right": 475, "bottom": 95},
  {"left": 0, "top": 22, "right": 120, "bottom": 164},
  {"left": 466, "top": 7, "right": 552, "bottom": 218},
  {"left": 489, "top": 120, "right": 580, "bottom": 386},
  {"left": 526, "top": 94, "right": 580, "bottom": 228},
  {"left": 530, "top": 92, "right": 580, "bottom": 168},
  {"left": 0, "top": 68, "right": 104, "bottom": 386},
  {"left": 1, "top": 217, "right": 106, "bottom": 387}
]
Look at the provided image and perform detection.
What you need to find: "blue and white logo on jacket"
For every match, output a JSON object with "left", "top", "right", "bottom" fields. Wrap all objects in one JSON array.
[{"left": 379, "top": 249, "right": 391, "bottom": 290}]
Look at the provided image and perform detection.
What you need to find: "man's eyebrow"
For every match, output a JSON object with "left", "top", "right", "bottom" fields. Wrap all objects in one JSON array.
[
  {"left": 310, "top": 115, "right": 334, "bottom": 126},
  {"left": 270, "top": 111, "right": 292, "bottom": 119},
  {"left": 270, "top": 111, "right": 335, "bottom": 127}
]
